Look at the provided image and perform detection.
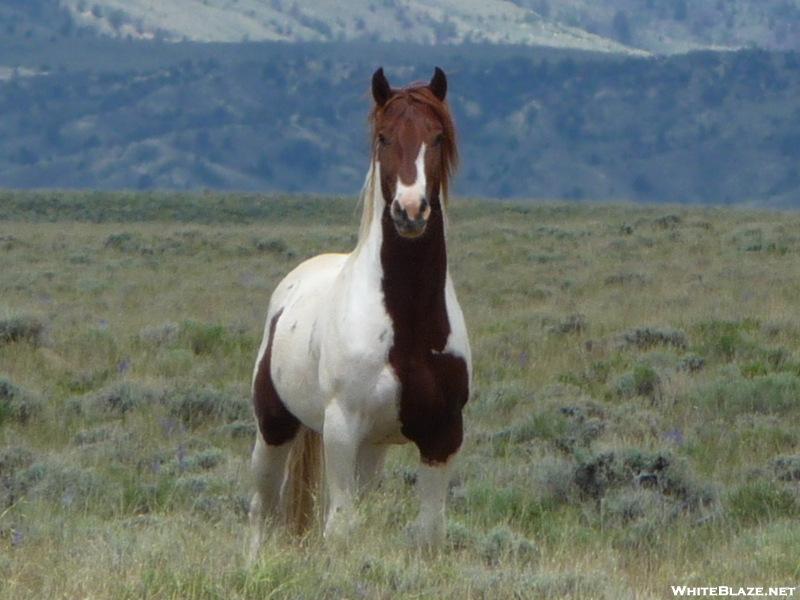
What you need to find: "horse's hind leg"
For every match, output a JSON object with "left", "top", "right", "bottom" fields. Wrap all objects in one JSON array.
[{"left": 248, "top": 434, "right": 294, "bottom": 561}]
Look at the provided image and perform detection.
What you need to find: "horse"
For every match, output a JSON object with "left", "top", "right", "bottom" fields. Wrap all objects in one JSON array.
[{"left": 248, "top": 66, "right": 471, "bottom": 556}]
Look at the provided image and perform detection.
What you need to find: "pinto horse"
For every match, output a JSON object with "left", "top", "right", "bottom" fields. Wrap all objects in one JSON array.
[{"left": 249, "top": 67, "right": 471, "bottom": 555}]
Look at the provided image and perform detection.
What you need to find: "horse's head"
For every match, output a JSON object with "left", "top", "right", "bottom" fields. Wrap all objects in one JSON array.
[{"left": 370, "top": 67, "right": 458, "bottom": 238}]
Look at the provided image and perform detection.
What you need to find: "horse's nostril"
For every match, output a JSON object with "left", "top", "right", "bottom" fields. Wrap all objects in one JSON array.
[{"left": 420, "top": 198, "right": 429, "bottom": 214}]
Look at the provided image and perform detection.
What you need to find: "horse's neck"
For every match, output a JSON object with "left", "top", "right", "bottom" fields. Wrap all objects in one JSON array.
[
  {"left": 350, "top": 163, "right": 450, "bottom": 351},
  {"left": 352, "top": 160, "right": 451, "bottom": 327},
  {"left": 381, "top": 210, "right": 451, "bottom": 352},
  {"left": 352, "top": 166, "right": 449, "bottom": 350},
  {"left": 380, "top": 206, "right": 448, "bottom": 308}
]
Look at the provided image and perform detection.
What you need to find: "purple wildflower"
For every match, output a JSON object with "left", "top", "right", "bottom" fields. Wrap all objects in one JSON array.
[{"left": 11, "top": 529, "right": 24, "bottom": 547}]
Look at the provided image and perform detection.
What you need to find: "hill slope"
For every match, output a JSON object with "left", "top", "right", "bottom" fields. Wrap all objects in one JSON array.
[
  {"left": 48, "top": 0, "right": 800, "bottom": 53},
  {"left": 5, "top": 0, "right": 800, "bottom": 54},
  {"left": 1, "top": 41, "right": 799, "bottom": 205},
  {"left": 57, "top": 0, "right": 638, "bottom": 53}
]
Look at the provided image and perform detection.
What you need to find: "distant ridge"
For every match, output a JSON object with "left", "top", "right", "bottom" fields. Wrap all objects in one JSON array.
[
  {"left": 48, "top": 0, "right": 800, "bottom": 55},
  {"left": 58, "top": 0, "right": 638, "bottom": 54}
]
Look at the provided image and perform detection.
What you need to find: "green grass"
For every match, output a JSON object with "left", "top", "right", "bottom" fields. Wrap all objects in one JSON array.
[{"left": 1, "top": 193, "right": 800, "bottom": 598}]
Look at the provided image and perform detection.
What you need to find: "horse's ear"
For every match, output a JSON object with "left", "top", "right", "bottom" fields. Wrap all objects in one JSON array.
[
  {"left": 372, "top": 67, "right": 393, "bottom": 107},
  {"left": 429, "top": 67, "right": 447, "bottom": 101}
]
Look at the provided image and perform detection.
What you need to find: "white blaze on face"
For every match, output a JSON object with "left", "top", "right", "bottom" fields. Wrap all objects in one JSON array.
[{"left": 393, "top": 143, "right": 429, "bottom": 221}]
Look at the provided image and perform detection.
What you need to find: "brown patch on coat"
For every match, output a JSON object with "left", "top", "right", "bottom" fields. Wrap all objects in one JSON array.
[
  {"left": 380, "top": 205, "right": 469, "bottom": 465},
  {"left": 253, "top": 308, "right": 301, "bottom": 446}
]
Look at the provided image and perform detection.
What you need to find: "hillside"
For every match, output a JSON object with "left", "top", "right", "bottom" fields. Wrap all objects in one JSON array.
[
  {"left": 5, "top": 0, "right": 800, "bottom": 54},
  {"left": 0, "top": 40, "right": 799, "bottom": 205},
  {"left": 59, "top": 0, "right": 635, "bottom": 53}
]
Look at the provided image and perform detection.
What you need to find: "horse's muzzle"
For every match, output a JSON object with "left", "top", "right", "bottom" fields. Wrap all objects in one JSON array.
[{"left": 391, "top": 197, "right": 429, "bottom": 237}]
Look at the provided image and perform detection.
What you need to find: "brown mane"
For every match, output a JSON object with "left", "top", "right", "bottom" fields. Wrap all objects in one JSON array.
[{"left": 368, "top": 84, "right": 458, "bottom": 202}]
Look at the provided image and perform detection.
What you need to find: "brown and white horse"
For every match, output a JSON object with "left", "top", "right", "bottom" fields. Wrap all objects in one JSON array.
[{"left": 249, "top": 67, "right": 471, "bottom": 555}]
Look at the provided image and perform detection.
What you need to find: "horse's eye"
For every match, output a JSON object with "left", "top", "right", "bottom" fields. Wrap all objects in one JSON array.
[
  {"left": 377, "top": 133, "right": 389, "bottom": 146},
  {"left": 432, "top": 133, "right": 444, "bottom": 147}
]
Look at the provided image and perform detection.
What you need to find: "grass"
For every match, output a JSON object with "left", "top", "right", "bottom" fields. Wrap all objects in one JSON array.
[{"left": 1, "top": 192, "right": 800, "bottom": 598}]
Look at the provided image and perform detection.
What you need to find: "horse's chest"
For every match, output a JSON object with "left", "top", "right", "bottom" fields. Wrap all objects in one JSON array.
[{"left": 392, "top": 347, "right": 470, "bottom": 463}]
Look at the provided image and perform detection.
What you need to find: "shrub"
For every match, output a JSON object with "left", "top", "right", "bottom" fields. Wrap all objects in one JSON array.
[
  {"left": 550, "top": 314, "right": 588, "bottom": 334},
  {"left": 472, "top": 380, "right": 532, "bottom": 417},
  {"left": 102, "top": 231, "right": 141, "bottom": 252},
  {"left": 71, "top": 425, "right": 123, "bottom": 446},
  {"left": 138, "top": 321, "right": 181, "bottom": 348},
  {"left": 524, "top": 571, "right": 610, "bottom": 599},
  {"left": 181, "top": 321, "right": 228, "bottom": 355},
  {"left": 677, "top": 353, "right": 705, "bottom": 373},
  {"left": 58, "top": 367, "right": 115, "bottom": 395},
  {"left": 0, "top": 377, "right": 44, "bottom": 425},
  {"left": 693, "top": 319, "right": 759, "bottom": 362},
  {"left": 615, "top": 326, "right": 688, "bottom": 350},
  {"left": 74, "top": 381, "right": 164, "bottom": 417},
  {"left": 571, "top": 447, "right": 711, "bottom": 509},
  {"left": 177, "top": 320, "right": 254, "bottom": 355},
  {"left": 653, "top": 214, "right": 682, "bottom": 230},
  {"left": 769, "top": 454, "right": 800, "bottom": 482},
  {"left": 173, "top": 475, "right": 210, "bottom": 498},
  {"left": 478, "top": 524, "right": 539, "bottom": 566},
  {"left": 0, "top": 446, "right": 36, "bottom": 477},
  {"left": 165, "top": 385, "right": 251, "bottom": 428},
  {"left": 0, "top": 314, "right": 46, "bottom": 346},
  {"left": 255, "top": 237, "right": 289, "bottom": 255},
  {"left": 556, "top": 401, "right": 608, "bottom": 450},
  {"left": 162, "top": 448, "right": 226, "bottom": 475},
  {"left": 604, "top": 272, "right": 651, "bottom": 286},
  {"left": 8, "top": 460, "right": 116, "bottom": 512},
  {"left": 465, "top": 483, "right": 547, "bottom": 533},
  {"left": 691, "top": 373, "right": 800, "bottom": 417},
  {"left": 601, "top": 488, "right": 675, "bottom": 526},
  {"left": 727, "top": 481, "right": 798, "bottom": 525},
  {"left": 491, "top": 407, "right": 568, "bottom": 450},
  {"left": 610, "top": 364, "right": 663, "bottom": 402},
  {"left": 153, "top": 349, "right": 195, "bottom": 377},
  {"left": 213, "top": 422, "right": 258, "bottom": 439},
  {"left": 191, "top": 493, "right": 242, "bottom": 521}
]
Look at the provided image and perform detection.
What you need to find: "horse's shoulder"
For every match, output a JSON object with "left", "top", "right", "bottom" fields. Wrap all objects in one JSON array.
[{"left": 271, "top": 253, "right": 349, "bottom": 301}]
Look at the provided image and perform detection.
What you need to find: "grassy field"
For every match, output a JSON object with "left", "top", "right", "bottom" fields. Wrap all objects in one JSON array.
[{"left": 1, "top": 192, "right": 799, "bottom": 599}]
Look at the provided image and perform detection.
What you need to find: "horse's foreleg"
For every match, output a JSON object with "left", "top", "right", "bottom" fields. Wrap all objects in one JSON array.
[
  {"left": 321, "top": 401, "right": 362, "bottom": 542},
  {"left": 248, "top": 434, "right": 294, "bottom": 561},
  {"left": 411, "top": 459, "right": 453, "bottom": 549}
]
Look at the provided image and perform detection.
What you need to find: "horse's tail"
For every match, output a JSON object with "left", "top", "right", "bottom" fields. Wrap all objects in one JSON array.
[{"left": 284, "top": 426, "right": 324, "bottom": 535}]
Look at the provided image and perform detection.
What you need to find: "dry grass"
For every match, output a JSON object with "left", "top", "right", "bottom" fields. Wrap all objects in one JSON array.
[{"left": 1, "top": 196, "right": 799, "bottom": 599}]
